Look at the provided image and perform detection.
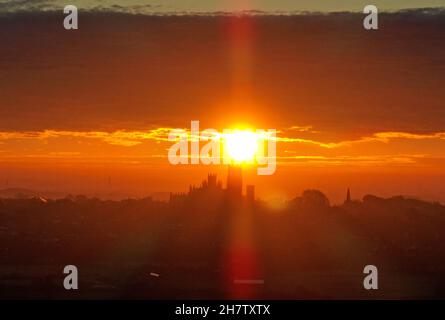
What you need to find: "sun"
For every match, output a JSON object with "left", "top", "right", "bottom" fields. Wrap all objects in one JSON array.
[{"left": 224, "top": 130, "right": 259, "bottom": 163}]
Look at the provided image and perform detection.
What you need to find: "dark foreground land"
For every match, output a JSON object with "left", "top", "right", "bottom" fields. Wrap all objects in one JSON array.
[{"left": 1, "top": 187, "right": 445, "bottom": 299}]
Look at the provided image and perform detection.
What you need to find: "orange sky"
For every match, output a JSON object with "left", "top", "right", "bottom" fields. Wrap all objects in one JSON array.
[{"left": 1, "top": 11, "right": 445, "bottom": 203}]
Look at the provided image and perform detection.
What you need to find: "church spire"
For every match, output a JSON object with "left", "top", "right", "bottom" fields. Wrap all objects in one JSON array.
[{"left": 345, "top": 188, "right": 351, "bottom": 203}]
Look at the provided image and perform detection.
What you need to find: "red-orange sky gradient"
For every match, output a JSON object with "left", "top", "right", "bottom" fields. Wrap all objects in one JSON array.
[{"left": 1, "top": 11, "right": 445, "bottom": 203}]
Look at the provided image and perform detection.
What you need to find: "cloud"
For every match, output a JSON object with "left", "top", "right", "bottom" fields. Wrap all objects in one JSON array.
[
  {"left": 0, "top": 128, "right": 174, "bottom": 147},
  {"left": 0, "top": 0, "right": 56, "bottom": 12},
  {"left": 1, "top": 11, "right": 444, "bottom": 134},
  {"left": 1, "top": 127, "right": 445, "bottom": 169},
  {"left": 1, "top": 127, "right": 445, "bottom": 154},
  {"left": 373, "top": 132, "right": 445, "bottom": 141},
  {"left": 278, "top": 154, "right": 429, "bottom": 166},
  {"left": 1, "top": 128, "right": 445, "bottom": 147},
  {"left": 279, "top": 131, "right": 445, "bottom": 149},
  {"left": 1, "top": 2, "right": 444, "bottom": 15},
  {"left": 286, "top": 125, "right": 319, "bottom": 133}
]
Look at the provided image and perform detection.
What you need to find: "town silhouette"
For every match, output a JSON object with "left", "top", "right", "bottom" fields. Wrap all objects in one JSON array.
[{"left": 1, "top": 165, "right": 445, "bottom": 299}]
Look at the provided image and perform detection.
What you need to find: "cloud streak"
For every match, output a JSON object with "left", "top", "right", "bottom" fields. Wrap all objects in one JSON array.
[
  {"left": 279, "top": 131, "right": 445, "bottom": 149},
  {"left": 2, "top": 128, "right": 445, "bottom": 147},
  {"left": 0, "top": 127, "right": 445, "bottom": 158},
  {"left": 0, "top": 128, "right": 174, "bottom": 147},
  {"left": 1, "top": 127, "right": 445, "bottom": 170},
  {"left": 1, "top": 2, "right": 444, "bottom": 15}
]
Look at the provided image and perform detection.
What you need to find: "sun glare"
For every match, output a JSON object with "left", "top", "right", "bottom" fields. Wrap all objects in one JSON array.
[{"left": 224, "top": 130, "right": 259, "bottom": 163}]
